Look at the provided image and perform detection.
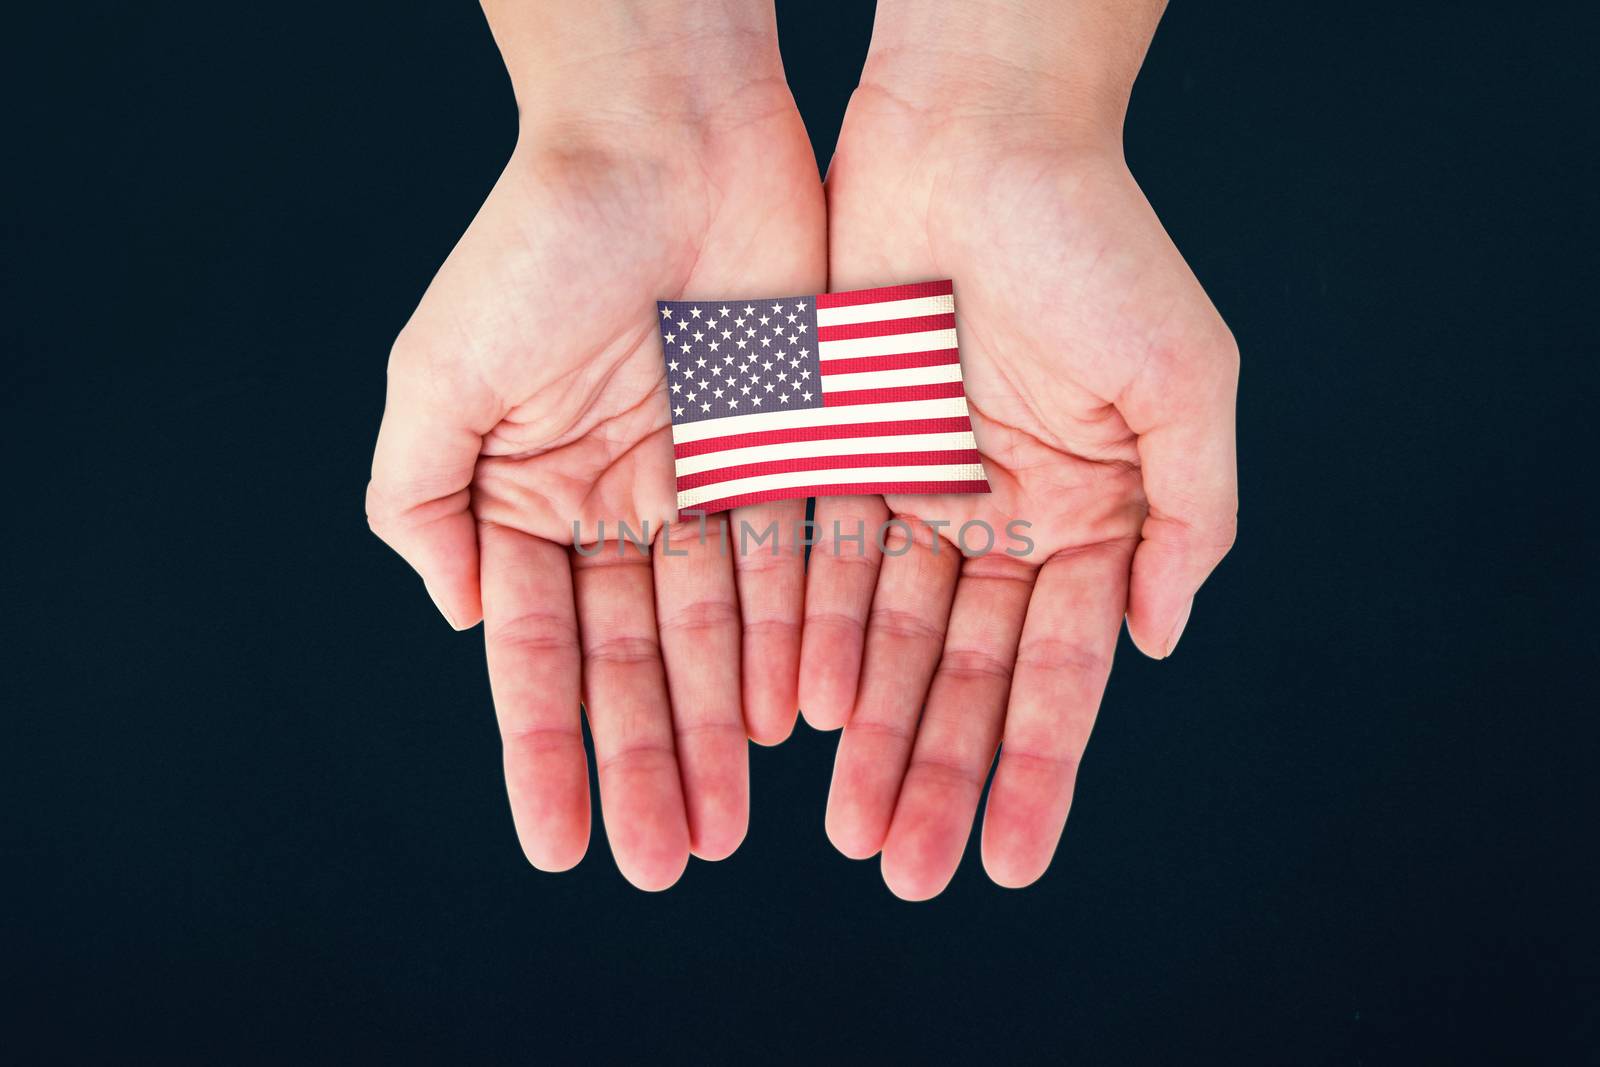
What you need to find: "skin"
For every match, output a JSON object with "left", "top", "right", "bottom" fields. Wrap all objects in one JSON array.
[
  {"left": 369, "top": 0, "right": 1238, "bottom": 896},
  {"left": 366, "top": 1, "right": 823, "bottom": 889},
  {"left": 800, "top": 0, "right": 1239, "bottom": 899}
]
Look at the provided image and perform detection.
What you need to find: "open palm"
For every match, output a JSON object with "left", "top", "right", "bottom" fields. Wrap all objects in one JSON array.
[
  {"left": 801, "top": 88, "right": 1239, "bottom": 898},
  {"left": 368, "top": 84, "right": 824, "bottom": 889}
]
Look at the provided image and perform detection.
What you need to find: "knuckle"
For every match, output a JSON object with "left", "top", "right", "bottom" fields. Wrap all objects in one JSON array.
[{"left": 364, "top": 482, "right": 401, "bottom": 541}]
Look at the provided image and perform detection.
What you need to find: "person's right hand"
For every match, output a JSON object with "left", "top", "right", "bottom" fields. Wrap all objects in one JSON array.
[{"left": 365, "top": 3, "right": 824, "bottom": 890}]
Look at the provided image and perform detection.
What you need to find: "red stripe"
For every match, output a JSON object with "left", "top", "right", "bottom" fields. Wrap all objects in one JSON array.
[
  {"left": 672, "top": 416, "right": 976, "bottom": 459},
  {"left": 685, "top": 478, "right": 991, "bottom": 516},
  {"left": 823, "top": 381, "right": 966, "bottom": 407},
  {"left": 816, "top": 312, "right": 954, "bottom": 343},
  {"left": 815, "top": 280, "right": 954, "bottom": 309},
  {"left": 676, "top": 449, "right": 983, "bottom": 491},
  {"left": 818, "top": 347, "right": 961, "bottom": 376}
]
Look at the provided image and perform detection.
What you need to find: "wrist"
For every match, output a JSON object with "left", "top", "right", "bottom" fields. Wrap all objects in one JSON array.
[
  {"left": 483, "top": 0, "right": 789, "bottom": 136},
  {"left": 857, "top": 0, "right": 1165, "bottom": 152}
]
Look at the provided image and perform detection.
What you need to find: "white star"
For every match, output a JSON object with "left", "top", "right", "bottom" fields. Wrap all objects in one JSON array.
[
  {"left": 724, "top": 354, "right": 735, "bottom": 364},
  {"left": 686, "top": 392, "right": 697, "bottom": 403},
  {"left": 789, "top": 358, "right": 800, "bottom": 368},
  {"left": 708, "top": 340, "right": 719, "bottom": 351},
  {"left": 800, "top": 369, "right": 811, "bottom": 379},
  {"left": 743, "top": 305, "right": 756, "bottom": 316},
  {"left": 728, "top": 398, "right": 739, "bottom": 409},
  {"left": 718, "top": 306, "right": 731, "bottom": 318},
  {"left": 674, "top": 405, "right": 684, "bottom": 416},
  {"left": 794, "top": 303, "right": 806, "bottom": 313},
  {"left": 736, "top": 338, "right": 747, "bottom": 349},
  {"left": 713, "top": 387, "right": 724, "bottom": 398},
  {"left": 664, "top": 333, "right": 675, "bottom": 344},
  {"left": 794, "top": 322, "right": 807, "bottom": 333},
  {"left": 764, "top": 382, "right": 775, "bottom": 393},
  {"left": 689, "top": 307, "right": 702, "bottom": 318},
  {"left": 677, "top": 319, "right": 689, "bottom": 331},
  {"left": 786, "top": 313, "right": 797, "bottom": 323},
  {"left": 751, "top": 396, "right": 762, "bottom": 407},
  {"left": 779, "top": 394, "right": 790, "bottom": 404},
  {"left": 735, "top": 317, "right": 745, "bottom": 328},
  {"left": 667, "top": 360, "right": 678, "bottom": 371},
  {"left": 671, "top": 382, "right": 681, "bottom": 393},
  {"left": 696, "top": 356, "right": 707, "bottom": 368},
  {"left": 747, "top": 328, "right": 757, "bottom": 337},
  {"left": 681, "top": 343, "right": 692, "bottom": 354},
  {"left": 797, "top": 348, "right": 809, "bottom": 358},
  {"left": 740, "top": 384, "right": 751, "bottom": 395},
  {"left": 721, "top": 330, "right": 732, "bottom": 339},
  {"left": 760, "top": 336, "right": 771, "bottom": 348},
  {"left": 693, "top": 330, "right": 705, "bottom": 342},
  {"left": 771, "top": 303, "right": 784, "bottom": 313},
  {"left": 661, "top": 306, "right": 672, "bottom": 318},
  {"left": 801, "top": 390, "right": 813, "bottom": 401},
  {"left": 710, "top": 364, "right": 722, "bottom": 377},
  {"left": 762, "top": 360, "right": 773, "bottom": 371},
  {"left": 758, "top": 315, "right": 770, "bottom": 326},
  {"left": 701, "top": 402, "right": 711, "bottom": 412},
  {"left": 776, "top": 371, "right": 788, "bottom": 382}
]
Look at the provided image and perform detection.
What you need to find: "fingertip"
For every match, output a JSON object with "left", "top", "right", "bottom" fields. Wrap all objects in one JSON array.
[
  {"left": 980, "top": 846, "right": 1049, "bottom": 891},
  {"left": 979, "top": 800, "right": 1052, "bottom": 888},
  {"left": 747, "top": 710, "right": 798, "bottom": 747},
  {"left": 1125, "top": 615, "right": 1171, "bottom": 660},
  {"left": 620, "top": 853, "right": 690, "bottom": 893},
  {"left": 798, "top": 705, "right": 847, "bottom": 732},
  {"left": 690, "top": 818, "right": 748, "bottom": 862},
  {"left": 522, "top": 833, "right": 588, "bottom": 874},
  {"left": 1125, "top": 593, "right": 1193, "bottom": 660},
  {"left": 824, "top": 798, "right": 885, "bottom": 860},
  {"left": 880, "top": 849, "right": 952, "bottom": 902},
  {"left": 613, "top": 829, "right": 692, "bottom": 891},
  {"left": 687, "top": 785, "right": 749, "bottom": 862},
  {"left": 796, "top": 671, "right": 852, "bottom": 731}
]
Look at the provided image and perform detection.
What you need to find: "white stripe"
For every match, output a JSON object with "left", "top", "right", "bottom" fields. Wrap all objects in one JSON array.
[
  {"left": 670, "top": 396, "right": 971, "bottom": 443},
  {"left": 820, "top": 362, "right": 964, "bottom": 393},
  {"left": 674, "top": 431, "right": 980, "bottom": 477},
  {"left": 815, "top": 328, "right": 958, "bottom": 360},
  {"left": 815, "top": 293, "right": 954, "bottom": 327},
  {"left": 677, "top": 464, "right": 990, "bottom": 508}
]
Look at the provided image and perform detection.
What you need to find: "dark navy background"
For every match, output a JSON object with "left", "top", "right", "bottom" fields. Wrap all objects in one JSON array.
[{"left": 6, "top": 2, "right": 1597, "bottom": 1061}]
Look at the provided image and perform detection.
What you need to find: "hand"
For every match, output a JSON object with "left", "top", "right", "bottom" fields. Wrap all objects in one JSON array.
[
  {"left": 800, "top": 1, "right": 1238, "bottom": 898},
  {"left": 366, "top": 1, "right": 823, "bottom": 889}
]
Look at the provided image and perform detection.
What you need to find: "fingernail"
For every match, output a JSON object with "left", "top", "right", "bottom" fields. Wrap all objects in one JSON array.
[
  {"left": 1165, "top": 597, "right": 1194, "bottom": 657},
  {"left": 423, "top": 581, "right": 462, "bottom": 630}
]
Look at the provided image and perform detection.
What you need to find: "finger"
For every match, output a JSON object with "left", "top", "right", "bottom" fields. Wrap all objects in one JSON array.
[
  {"left": 479, "top": 524, "right": 589, "bottom": 871},
  {"left": 879, "top": 553, "right": 1034, "bottom": 901},
  {"left": 981, "top": 541, "right": 1132, "bottom": 889},
  {"left": 824, "top": 517, "right": 959, "bottom": 859},
  {"left": 571, "top": 544, "right": 691, "bottom": 891},
  {"left": 653, "top": 514, "right": 748, "bottom": 861},
  {"left": 798, "top": 496, "right": 888, "bottom": 731},
  {"left": 730, "top": 499, "right": 806, "bottom": 745},
  {"left": 365, "top": 337, "right": 501, "bottom": 630},
  {"left": 1119, "top": 335, "right": 1239, "bottom": 658}
]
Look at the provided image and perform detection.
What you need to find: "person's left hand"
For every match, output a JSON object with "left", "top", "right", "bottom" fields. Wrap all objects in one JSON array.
[{"left": 800, "top": 69, "right": 1239, "bottom": 899}]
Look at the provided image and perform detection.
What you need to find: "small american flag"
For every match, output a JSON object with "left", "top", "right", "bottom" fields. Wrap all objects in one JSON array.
[{"left": 656, "top": 280, "right": 991, "bottom": 515}]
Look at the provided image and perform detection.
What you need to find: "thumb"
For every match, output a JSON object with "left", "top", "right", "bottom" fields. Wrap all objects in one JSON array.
[
  {"left": 366, "top": 339, "right": 497, "bottom": 630},
  {"left": 1120, "top": 333, "right": 1239, "bottom": 658}
]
